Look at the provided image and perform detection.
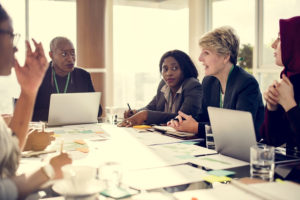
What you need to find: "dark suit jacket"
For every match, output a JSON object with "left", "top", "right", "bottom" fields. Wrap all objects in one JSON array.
[
  {"left": 32, "top": 63, "right": 102, "bottom": 121},
  {"left": 140, "top": 77, "right": 202, "bottom": 124},
  {"left": 196, "top": 66, "right": 264, "bottom": 140}
]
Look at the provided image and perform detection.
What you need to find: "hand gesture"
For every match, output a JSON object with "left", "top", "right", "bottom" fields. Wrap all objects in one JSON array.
[{"left": 14, "top": 39, "right": 48, "bottom": 96}]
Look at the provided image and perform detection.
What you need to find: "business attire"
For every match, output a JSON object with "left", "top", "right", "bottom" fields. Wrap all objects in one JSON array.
[
  {"left": 196, "top": 66, "right": 264, "bottom": 140},
  {"left": 139, "top": 77, "right": 202, "bottom": 125},
  {"left": 260, "top": 74, "right": 300, "bottom": 154},
  {"left": 32, "top": 62, "right": 102, "bottom": 121}
]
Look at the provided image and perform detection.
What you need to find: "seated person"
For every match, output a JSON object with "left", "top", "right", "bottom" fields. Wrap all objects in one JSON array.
[
  {"left": 168, "top": 26, "right": 264, "bottom": 140},
  {"left": 32, "top": 36, "right": 102, "bottom": 121},
  {"left": 119, "top": 50, "right": 202, "bottom": 127},
  {"left": 260, "top": 16, "right": 300, "bottom": 155},
  {"left": 0, "top": 5, "right": 71, "bottom": 199}
]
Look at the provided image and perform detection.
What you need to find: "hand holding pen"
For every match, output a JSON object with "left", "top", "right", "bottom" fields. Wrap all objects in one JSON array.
[{"left": 124, "top": 103, "right": 137, "bottom": 119}]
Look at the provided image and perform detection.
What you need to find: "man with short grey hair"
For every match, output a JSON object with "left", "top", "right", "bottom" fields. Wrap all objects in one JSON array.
[{"left": 33, "top": 36, "right": 102, "bottom": 121}]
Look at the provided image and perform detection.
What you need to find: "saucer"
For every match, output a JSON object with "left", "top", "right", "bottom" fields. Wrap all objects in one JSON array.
[{"left": 52, "top": 179, "right": 104, "bottom": 196}]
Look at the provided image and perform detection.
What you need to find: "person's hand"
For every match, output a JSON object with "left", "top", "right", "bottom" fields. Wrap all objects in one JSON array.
[
  {"left": 263, "top": 80, "right": 279, "bottom": 111},
  {"left": 124, "top": 109, "right": 137, "bottom": 119},
  {"left": 167, "top": 111, "right": 198, "bottom": 133},
  {"left": 50, "top": 153, "right": 72, "bottom": 179},
  {"left": 23, "top": 130, "right": 55, "bottom": 151},
  {"left": 275, "top": 74, "right": 297, "bottom": 112},
  {"left": 118, "top": 110, "right": 147, "bottom": 127},
  {"left": 14, "top": 39, "right": 48, "bottom": 96}
]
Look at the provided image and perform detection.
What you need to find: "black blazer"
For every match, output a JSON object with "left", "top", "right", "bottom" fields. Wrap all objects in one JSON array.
[
  {"left": 140, "top": 77, "right": 202, "bottom": 124},
  {"left": 32, "top": 63, "right": 102, "bottom": 121},
  {"left": 196, "top": 66, "right": 264, "bottom": 140}
]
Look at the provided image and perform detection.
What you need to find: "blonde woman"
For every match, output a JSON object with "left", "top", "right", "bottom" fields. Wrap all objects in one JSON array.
[{"left": 168, "top": 26, "right": 264, "bottom": 140}]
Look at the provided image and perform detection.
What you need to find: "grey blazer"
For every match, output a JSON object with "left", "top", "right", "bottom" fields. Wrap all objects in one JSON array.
[{"left": 139, "top": 77, "right": 202, "bottom": 124}]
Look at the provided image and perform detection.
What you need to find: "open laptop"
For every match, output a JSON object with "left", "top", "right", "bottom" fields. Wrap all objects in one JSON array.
[
  {"left": 47, "top": 92, "right": 101, "bottom": 127},
  {"left": 207, "top": 107, "right": 257, "bottom": 162}
]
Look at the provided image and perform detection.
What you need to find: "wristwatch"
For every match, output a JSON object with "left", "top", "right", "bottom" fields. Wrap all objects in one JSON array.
[{"left": 42, "top": 164, "right": 55, "bottom": 179}]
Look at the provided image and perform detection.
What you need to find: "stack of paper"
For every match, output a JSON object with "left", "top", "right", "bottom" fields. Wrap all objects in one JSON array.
[
  {"left": 123, "top": 164, "right": 206, "bottom": 190},
  {"left": 189, "top": 154, "right": 248, "bottom": 170}
]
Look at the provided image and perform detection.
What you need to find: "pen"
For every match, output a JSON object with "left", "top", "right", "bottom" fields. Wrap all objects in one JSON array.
[{"left": 127, "top": 103, "right": 133, "bottom": 114}]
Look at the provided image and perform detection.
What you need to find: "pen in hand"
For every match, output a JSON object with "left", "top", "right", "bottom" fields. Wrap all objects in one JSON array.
[{"left": 127, "top": 103, "right": 134, "bottom": 115}]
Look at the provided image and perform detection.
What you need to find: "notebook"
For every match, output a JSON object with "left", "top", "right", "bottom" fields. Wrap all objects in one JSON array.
[{"left": 47, "top": 92, "right": 101, "bottom": 127}]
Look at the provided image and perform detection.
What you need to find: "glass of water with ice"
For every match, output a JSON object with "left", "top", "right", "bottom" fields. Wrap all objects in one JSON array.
[{"left": 250, "top": 144, "right": 275, "bottom": 181}]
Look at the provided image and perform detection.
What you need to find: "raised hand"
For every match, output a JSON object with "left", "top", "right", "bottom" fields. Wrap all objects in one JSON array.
[{"left": 14, "top": 39, "right": 48, "bottom": 95}]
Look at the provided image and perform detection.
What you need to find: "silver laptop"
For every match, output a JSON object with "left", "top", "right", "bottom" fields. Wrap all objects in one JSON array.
[
  {"left": 207, "top": 107, "right": 257, "bottom": 162},
  {"left": 47, "top": 92, "right": 101, "bottom": 127}
]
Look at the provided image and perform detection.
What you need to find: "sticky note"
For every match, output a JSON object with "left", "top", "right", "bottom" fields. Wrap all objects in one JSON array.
[
  {"left": 74, "top": 139, "right": 86, "bottom": 145},
  {"left": 133, "top": 125, "right": 151, "bottom": 129},
  {"left": 207, "top": 170, "right": 235, "bottom": 177},
  {"left": 96, "top": 131, "right": 104, "bottom": 134},
  {"left": 203, "top": 175, "right": 232, "bottom": 183},
  {"left": 76, "top": 147, "right": 89, "bottom": 153}
]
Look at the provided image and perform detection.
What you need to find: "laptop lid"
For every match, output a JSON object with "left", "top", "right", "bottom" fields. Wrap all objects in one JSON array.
[
  {"left": 47, "top": 92, "right": 101, "bottom": 127},
  {"left": 207, "top": 107, "right": 257, "bottom": 162}
]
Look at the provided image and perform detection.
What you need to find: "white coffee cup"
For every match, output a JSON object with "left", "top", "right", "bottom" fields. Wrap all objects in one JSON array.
[{"left": 62, "top": 165, "right": 97, "bottom": 191}]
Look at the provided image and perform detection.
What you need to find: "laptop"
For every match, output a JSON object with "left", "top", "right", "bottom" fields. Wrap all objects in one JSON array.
[
  {"left": 47, "top": 92, "right": 101, "bottom": 127},
  {"left": 207, "top": 107, "right": 257, "bottom": 162}
]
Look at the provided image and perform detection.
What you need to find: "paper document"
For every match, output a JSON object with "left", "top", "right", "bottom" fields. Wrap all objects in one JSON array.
[
  {"left": 150, "top": 143, "right": 217, "bottom": 157},
  {"left": 174, "top": 184, "right": 262, "bottom": 200},
  {"left": 153, "top": 125, "right": 196, "bottom": 138},
  {"left": 123, "top": 164, "right": 206, "bottom": 190},
  {"left": 126, "top": 128, "right": 181, "bottom": 145},
  {"left": 249, "top": 181, "right": 300, "bottom": 200},
  {"left": 190, "top": 154, "right": 248, "bottom": 170}
]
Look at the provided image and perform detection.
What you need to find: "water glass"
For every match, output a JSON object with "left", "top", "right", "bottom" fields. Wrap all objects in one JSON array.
[{"left": 250, "top": 144, "right": 275, "bottom": 181}]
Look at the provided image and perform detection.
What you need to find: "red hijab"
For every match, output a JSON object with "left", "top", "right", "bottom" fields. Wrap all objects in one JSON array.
[{"left": 280, "top": 16, "right": 300, "bottom": 78}]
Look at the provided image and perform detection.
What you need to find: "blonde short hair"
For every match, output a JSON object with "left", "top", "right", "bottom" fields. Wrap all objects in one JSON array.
[{"left": 199, "top": 26, "right": 240, "bottom": 65}]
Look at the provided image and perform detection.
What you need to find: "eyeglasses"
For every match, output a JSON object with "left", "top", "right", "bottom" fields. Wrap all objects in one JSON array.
[
  {"left": 0, "top": 29, "right": 20, "bottom": 47},
  {"left": 60, "top": 51, "right": 75, "bottom": 58}
]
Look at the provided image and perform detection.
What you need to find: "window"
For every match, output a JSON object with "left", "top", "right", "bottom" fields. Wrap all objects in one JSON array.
[
  {"left": 212, "top": 0, "right": 255, "bottom": 72},
  {"left": 258, "top": 0, "right": 300, "bottom": 94},
  {"left": 0, "top": 0, "right": 25, "bottom": 113},
  {"left": 113, "top": 0, "right": 189, "bottom": 108},
  {"left": 29, "top": 0, "right": 76, "bottom": 61},
  {"left": 0, "top": 0, "right": 76, "bottom": 114}
]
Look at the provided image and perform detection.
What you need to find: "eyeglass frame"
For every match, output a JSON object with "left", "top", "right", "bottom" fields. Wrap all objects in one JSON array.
[{"left": 0, "top": 29, "right": 20, "bottom": 47}]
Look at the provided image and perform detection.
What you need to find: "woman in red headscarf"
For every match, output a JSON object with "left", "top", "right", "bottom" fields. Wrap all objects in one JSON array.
[{"left": 260, "top": 16, "right": 300, "bottom": 155}]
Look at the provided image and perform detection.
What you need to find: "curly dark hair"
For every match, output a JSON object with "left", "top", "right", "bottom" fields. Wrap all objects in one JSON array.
[{"left": 159, "top": 50, "right": 198, "bottom": 79}]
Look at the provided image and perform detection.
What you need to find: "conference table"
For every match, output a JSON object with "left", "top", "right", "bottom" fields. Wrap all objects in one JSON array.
[{"left": 18, "top": 123, "right": 300, "bottom": 200}]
